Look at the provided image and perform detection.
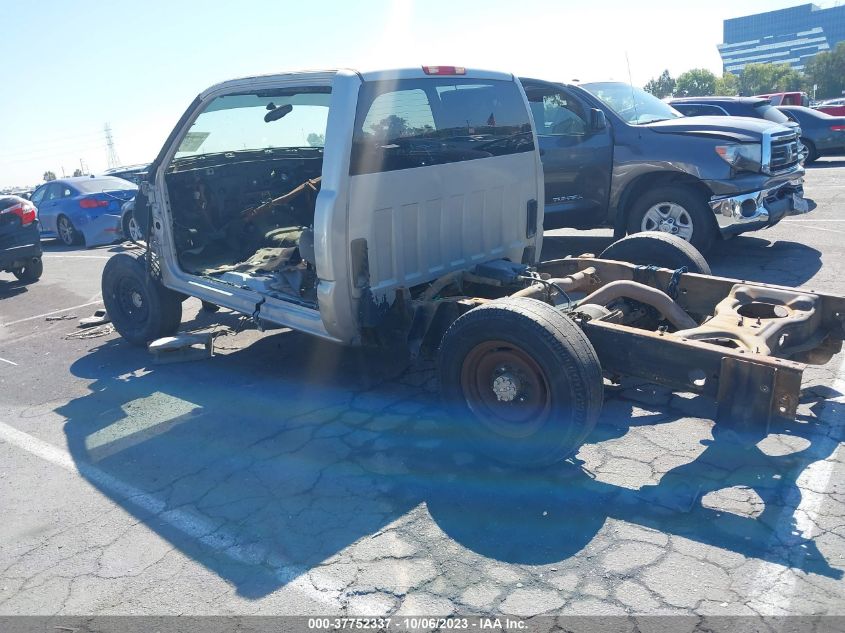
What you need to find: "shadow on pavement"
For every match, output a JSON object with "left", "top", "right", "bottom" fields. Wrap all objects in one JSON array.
[
  {"left": 40, "top": 240, "right": 131, "bottom": 254},
  {"left": 59, "top": 326, "right": 844, "bottom": 599},
  {"left": 541, "top": 233, "right": 615, "bottom": 262},
  {"left": 0, "top": 278, "right": 29, "bottom": 299},
  {"left": 806, "top": 159, "right": 845, "bottom": 169},
  {"left": 542, "top": 232, "right": 822, "bottom": 287},
  {"left": 708, "top": 236, "right": 823, "bottom": 286}
]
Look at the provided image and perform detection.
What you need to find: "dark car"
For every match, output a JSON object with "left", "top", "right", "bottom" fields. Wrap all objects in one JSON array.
[
  {"left": 668, "top": 96, "right": 801, "bottom": 135},
  {"left": 100, "top": 163, "right": 150, "bottom": 186},
  {"left": 519, "top": 79, "right": 807, "bottom": 254},
  {"left": 98, "top": 166, "right": 150, "bottom": 243},
  {"left": 0, "top": 195, "right": 43, "bottom": 283},
  {"left": 119, "top": 197, "right": 145, "bottom": 243},
  {"left": 778, "top": 106, "right": 845, "bottom": 163}
]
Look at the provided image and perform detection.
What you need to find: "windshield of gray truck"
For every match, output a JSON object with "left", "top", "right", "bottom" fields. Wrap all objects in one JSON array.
[
  {"left": 582, "top": 82, "right": 683, "bottom": 125},
  {"left": 173, "top": 89, "right": 332, "bottom": 159}
]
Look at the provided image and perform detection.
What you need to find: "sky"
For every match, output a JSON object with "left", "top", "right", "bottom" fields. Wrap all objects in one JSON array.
[{"left": 0, "top": 0, "right": 814, "bottom": 188}]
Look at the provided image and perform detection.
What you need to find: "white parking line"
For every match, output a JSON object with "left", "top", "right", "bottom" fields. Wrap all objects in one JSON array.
[
  {"left": 42, "top": 254, "right": 112, "bottom": 260},
  {"left": 748, "top": 352, "right": 845, "bottom": 608},
  {"left": 0, "top": 357, "right": 18, "bottom": 366},
  {"left": 778, "top": 225, "right": 845, "bottom": 235},
  {"left": 0, "top": 299, "right": 103, "bottom": 328},
  {"left": 0, "top": 419, "right": 337, "bottom": 606}
]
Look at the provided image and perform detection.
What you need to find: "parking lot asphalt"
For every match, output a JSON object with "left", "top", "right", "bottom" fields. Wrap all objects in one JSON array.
[{"left": 1, "top": 161, "right": 844, "bottom": 620}]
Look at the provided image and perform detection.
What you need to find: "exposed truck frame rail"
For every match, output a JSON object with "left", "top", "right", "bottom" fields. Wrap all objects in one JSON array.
[
  {"left": 395, "top": 247, "right": 844, "bottom": 458},
  {"left": 537, "top": 257, "right": 844, "bottom": 428}
]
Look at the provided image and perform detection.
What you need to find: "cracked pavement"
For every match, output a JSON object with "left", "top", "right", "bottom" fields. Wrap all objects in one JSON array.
[{"left": 0, "top": 163, "right": 844, "bottom": 620}]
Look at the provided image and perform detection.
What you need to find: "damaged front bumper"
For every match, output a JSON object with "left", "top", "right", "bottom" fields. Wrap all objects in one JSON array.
[{"left": 710, "top": 178, "right": 809, "bottom": 238}]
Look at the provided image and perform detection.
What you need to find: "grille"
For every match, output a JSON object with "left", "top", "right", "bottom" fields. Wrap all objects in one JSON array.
[{"left": 769, "top": 134, "right": 801, "bottom": 172}]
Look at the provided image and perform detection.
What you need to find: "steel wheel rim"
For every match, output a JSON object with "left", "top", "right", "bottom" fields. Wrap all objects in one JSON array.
[
  {"left": 460, "top": 340, "right": 552, "bottom": 437},
  {"left": 114, "top": 277, "right": 149, "bottom": 325},
  {"left": 58, "top": 217, "right": 74, "bottom": 245},
  {"left": 128, "top": 215, "right": 143, "bottom": 242},
  {"left": 641, "top": 202, "right": 694, "bottom": 241}
]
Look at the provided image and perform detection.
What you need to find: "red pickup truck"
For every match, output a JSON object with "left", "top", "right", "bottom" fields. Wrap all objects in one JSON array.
[
  {"left": 814, "top": 98, "right": 845, "bottom": 117},
  {"left": 755, "top": 91, "right": 809, "bottom": 107}
]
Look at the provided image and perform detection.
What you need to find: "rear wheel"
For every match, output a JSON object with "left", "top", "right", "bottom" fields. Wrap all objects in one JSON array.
[
  {"left": 438, "top": 297, "right": 603, "bottom": 467},
  {"left": 627, "top": 185, "right": 717, "bottom": 254},
  {"left": 102, "top": 253, "right": 182, "bottom": 346},
  {"left": 57, "top": 215, "right": 82, "bottom": 246},
  {"left": 599, "top": 231, "right": 711, "bottom": 274},
  {"left": 12, "top": 257, "right": 43, "bottom": 283}
]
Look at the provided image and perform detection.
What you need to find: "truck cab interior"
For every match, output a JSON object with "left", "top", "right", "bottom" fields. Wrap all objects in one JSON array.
[{"left": 164, "top": 88, "right": 330, "bottom": 306}]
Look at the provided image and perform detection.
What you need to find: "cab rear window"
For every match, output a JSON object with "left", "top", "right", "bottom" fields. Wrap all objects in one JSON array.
[{"left": 351, "top": 78, "right": 533, "bottom": 175}]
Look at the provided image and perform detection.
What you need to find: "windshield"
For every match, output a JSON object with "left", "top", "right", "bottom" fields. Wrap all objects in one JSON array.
[
  {"left": 754, "top": 103, "right": 791, "bottom": 125},
  {"left": 581, "top": 82, "right": 683, "bottom": 125},
  {"left": 175, "top": 89, "right": 332, "bottom": 158}
]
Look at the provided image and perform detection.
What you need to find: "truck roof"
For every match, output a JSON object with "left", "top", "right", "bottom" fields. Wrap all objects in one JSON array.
[
  {"left": 669, "top": 96, "right": 769, "bottom": 106},
  {"left": 199, "top": 67, "right": 516, "bottom": 100}
]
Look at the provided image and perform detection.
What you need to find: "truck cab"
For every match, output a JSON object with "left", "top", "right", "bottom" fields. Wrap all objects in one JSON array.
[
  {"left": 133, "top": 67, "right": 542, "bottom": 345},
  {"left": 756, "top": 91, "right": 810, "bottom": 107}
]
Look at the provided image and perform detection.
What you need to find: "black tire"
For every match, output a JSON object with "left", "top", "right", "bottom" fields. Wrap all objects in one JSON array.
[
  {"left": 122, "top": 209, "right": 144, "bottom": 244},
  {"left": 102, "top": 253, "right": 182, "bottom": 346},
  {"left": 12, "top": 257, "right": 43, "bottom": 283},
  {"left": 57, "top": 215, "right": 82, "bottom": 246},
  {"left": 438, "top": 297, "right": 603, "bottom": 467},
  {"left": 802, "top": 139, "right": 819, "bottom": 164},
  {"left": 626, "top": 185, "right": 717, "bottom": 254},
  {"left": 599, "top": 232, "right": 711, "bottom": 275}
]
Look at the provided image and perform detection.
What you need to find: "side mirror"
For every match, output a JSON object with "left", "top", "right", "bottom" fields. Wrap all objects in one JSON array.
[{"left": 590, "top": 108, "right": 607, "bottom": 131}]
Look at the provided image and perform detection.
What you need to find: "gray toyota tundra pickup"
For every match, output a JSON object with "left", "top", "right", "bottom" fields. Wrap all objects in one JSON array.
[{"left": 519, "top": 79, "right": 809, "bottom": 253}]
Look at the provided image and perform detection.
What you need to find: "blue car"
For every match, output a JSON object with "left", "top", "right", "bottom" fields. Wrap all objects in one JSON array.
[{"left": 30, "top": 176, "right": 137, "bottom": 247}]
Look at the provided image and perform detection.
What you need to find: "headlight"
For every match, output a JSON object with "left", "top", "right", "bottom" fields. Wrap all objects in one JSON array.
[{"left": 715, "top": 143, "right": 762, "bottom": 172}]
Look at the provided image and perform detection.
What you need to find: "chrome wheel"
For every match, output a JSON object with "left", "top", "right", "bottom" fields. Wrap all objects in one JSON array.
[
  {"left": 127, "top": 214, "right": 144, "bottom": 243},
  {"left": 58, "top": 216, "right": 76, "bottom": 245},
  {"left": 641, "top": 202, "right": 694, "bottom": 241}
]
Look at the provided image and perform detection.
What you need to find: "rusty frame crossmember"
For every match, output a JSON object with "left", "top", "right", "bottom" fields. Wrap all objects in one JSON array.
[{"left": 538, "top": 257, "right": 845, "bottom": 430}]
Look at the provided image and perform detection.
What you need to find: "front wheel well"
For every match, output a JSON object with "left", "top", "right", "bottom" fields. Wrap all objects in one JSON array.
[{"left": 615, "top": 172, "right": 713, "bottom": 236}]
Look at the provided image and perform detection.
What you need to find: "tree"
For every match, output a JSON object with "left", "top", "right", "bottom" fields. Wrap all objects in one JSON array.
[
  {"left": 739, "top": 62, "right": 803, "bottom": 96},
  {"left": 714, "top": 73, "right": 740, "bottom": 96},
  {"left": 306, "top": 132, "right": 325, "bottom": 147},
  {"left": 674, "top": 68, "right": 717, "bottom": 97},
  {"left": 644, "top": 70, "right": 675, "bottom": 98},
  {"left": 72, "top": 168, "right": 83, "bottom": 177},
  {"left": 803, "top": 42, "right": 845, "bottom": 100},
  {"left": 43, "top": 171, "right": 56, "bottom": 182},
  {"left": 369, "top": 115, "right": 408, "bottom": 140}
]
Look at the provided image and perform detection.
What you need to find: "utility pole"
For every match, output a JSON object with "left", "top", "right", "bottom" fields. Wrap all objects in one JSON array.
[{"left": 104, "top": 123, "right": 121, "bottom": 169}]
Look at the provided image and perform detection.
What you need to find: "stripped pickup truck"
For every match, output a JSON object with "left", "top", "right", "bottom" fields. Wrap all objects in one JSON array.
[{"left": 102, "top": 66, "right": 845, "bottom": 467}]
